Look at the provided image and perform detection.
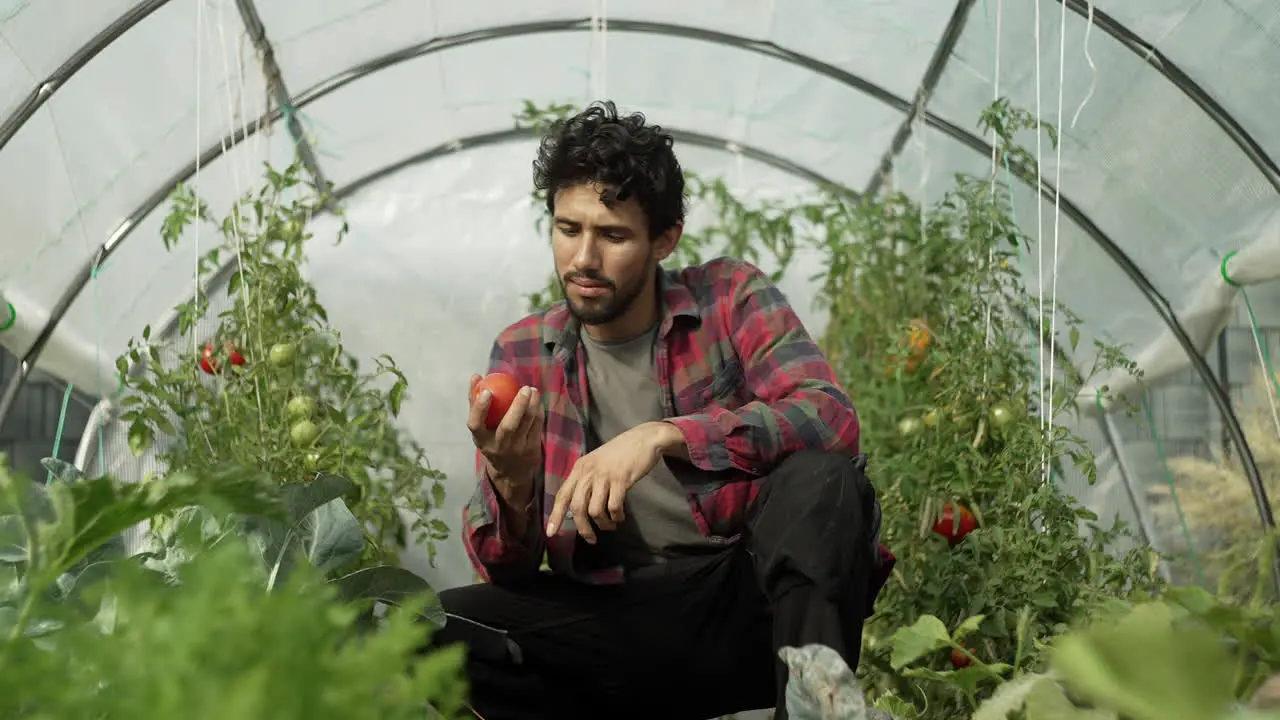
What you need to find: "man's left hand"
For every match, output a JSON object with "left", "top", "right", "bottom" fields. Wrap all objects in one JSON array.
[{"left": 545, "top": 421, "right": 680, "bottom": 543}]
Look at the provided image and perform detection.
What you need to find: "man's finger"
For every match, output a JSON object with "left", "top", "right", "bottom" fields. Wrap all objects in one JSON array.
[
  {"left": 494, "top": 387, "right": 532, "bottom": 442},
  {"left": 519, "top": 389, "right": 543, "bottom": 443},
  {"left": 466, "top": 388, "right": 492, "bottom": 435},
  {"left": 571, "top": 480, "right": 596, "bottom": 544},
  {"left": 587, "top": 486, "right": 615, "bottom": 531},
  {"left": 546, "top": 475, "right": 574, "bottom": 536},
  {"left": 606, "top": 483, "right": 626, "bottom": 524},
  {"left": 467, "top": 374, "right": 482, "bottom": 403}
]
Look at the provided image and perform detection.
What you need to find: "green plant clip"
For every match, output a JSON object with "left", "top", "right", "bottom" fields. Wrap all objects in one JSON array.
[
  {"left": 1220, "top": 250, "right": 1240, "bottom": 287},
  {"left": 0, "top": 301, "right": 15, "bottom": 332}
]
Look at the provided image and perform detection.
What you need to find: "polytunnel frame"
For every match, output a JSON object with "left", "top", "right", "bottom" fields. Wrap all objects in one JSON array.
[{"left": 0, "top": 1, "right": 1273, "bottom": 537}]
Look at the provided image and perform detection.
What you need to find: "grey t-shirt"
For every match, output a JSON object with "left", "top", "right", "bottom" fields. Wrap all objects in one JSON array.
[{"left": 580, "top": 324, "right": 719, "bottom": 569}]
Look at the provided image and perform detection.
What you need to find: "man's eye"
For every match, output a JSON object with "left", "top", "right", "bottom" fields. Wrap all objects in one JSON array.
[{"left": 558, "top": 226, "right": 580, "bottom": 236}]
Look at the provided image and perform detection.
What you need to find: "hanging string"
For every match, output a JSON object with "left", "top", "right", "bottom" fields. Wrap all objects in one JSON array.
[
  {"left": 980, "top": 0, "right": 1004, "bottom": 390},
  {"left": 1032, "top": 0, "right": 1048, "bottom": 447},
  {"left": 1070, "top": 1, "right": 1098, "bottom": 129},
  {"left": 1043, "top": 0, "right": 1069, "bottom": 484}
]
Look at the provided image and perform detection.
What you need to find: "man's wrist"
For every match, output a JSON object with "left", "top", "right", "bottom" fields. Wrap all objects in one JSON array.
[
  {"left": 646, "top": 421, "right": 690, "bottom": 461},
  {"left": 488, "top": 466, "right": 535, "bottom": 509}
]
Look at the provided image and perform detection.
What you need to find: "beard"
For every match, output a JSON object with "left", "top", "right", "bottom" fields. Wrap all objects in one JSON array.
[{"left": 559, "top": 268, "right": 647, "bottom": 326}]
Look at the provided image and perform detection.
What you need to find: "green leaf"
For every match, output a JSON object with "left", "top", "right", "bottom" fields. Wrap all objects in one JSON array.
[
  {"left": 1051, "top": 603, "right": 1235, "bottom": 720},
  {"left": 889, "top": 614, "right": 952, "bottom": 669},
  {"left": 279, "top": 474, "right": 355, "bottom": 527},
  {"left": 389, "top": 379, "right": 406, "bottom": 417},
  {"left": 973, "top": 672, "right": 1053, "bottom": 720},
  {"left": 1069, "top": 326, "right": 1080, "bottom": 352},
  {"left": 0, "top": 516, "right": 25, "bottom": 563},
  {"left": 1024, "top": 676, "right": 1118, "bottom": 719},
  {"left": 954, "top": 614, "right": 984, "bottom": 642},
  {"left": 40, "top": 457, "right": 85, "bottom": 484},
  {"left": 126, "top": 421, "right": 152, "bottom": 457},
  {"left": 333, "top": 565, "right": 445, "bottom": 627},
  {"left": 904, "top": 665, "right": 1000, "bottom": 696},
  {"left": 303, "top": 499, "right": 364, "bottom": 575}
]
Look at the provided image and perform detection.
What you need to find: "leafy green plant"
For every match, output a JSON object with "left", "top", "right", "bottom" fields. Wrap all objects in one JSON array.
[
  {"left": 0, "top": 456, "right": 466, "bottom": 719},
  {"left": 117, "top": 160, "right": 449, "bottom": 564},
  {"left": 0, "top": 454, "right": 281, "bottom": 645},
  {"left": 888, "top": 534, "right": 1280, "bottom": 720},
  {"left": 141, "top": 471, "right": 442, "bottom": 622}
]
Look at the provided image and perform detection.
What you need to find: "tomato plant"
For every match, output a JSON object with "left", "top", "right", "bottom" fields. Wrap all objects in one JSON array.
[
  {"left": 809, "top": 100, "right": 1157, "bottom": 715},
  {"left": 949, "top": 647, "right": 972, "bottom": 669},
  {"left": 472, "top": 373, "right": 520, "bottom": 430},
  {"left": 116, "top": 159, "right": 451, "bottom": 566}
]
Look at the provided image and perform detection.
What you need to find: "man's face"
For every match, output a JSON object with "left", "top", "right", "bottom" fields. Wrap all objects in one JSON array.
[{"left": 551, "top": 183, "right": 677, "bottom": 330}]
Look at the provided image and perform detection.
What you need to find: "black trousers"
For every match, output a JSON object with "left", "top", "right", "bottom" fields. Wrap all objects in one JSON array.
[{"left": 432, "top": 451, "right": 881, "bottom": 720}]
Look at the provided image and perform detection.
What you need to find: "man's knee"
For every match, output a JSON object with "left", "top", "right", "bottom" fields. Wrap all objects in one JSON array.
[
  {"left": 750, "top": 451, "right": 879, "bottom": 600},
  {"left": 765, "top": 450, "right": 872, "bottom": 522},
  {"left": 432, "top": 584, "right": 524, "bottom": 664}
]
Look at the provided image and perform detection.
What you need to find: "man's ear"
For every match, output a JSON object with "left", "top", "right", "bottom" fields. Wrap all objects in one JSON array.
[{"left": 652, "top": 223, "right": 683, "bottom": 263}]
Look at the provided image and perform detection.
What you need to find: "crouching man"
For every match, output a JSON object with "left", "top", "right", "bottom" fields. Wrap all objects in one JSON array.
[{"left": 432, "top": 102, "right": 892, "bottom": 720}]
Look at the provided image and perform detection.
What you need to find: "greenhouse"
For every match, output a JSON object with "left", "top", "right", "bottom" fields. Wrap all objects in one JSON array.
[{"left": 1, "top": 1, "right": 1278, "bottom": 718}]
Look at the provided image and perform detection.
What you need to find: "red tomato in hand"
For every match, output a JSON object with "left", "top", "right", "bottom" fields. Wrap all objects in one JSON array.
[
  {"left": 950, "top": 647, "right": 972, "bottom": 668},
  {"left": 199, "top": 343, "right": 219, "bottom": 375},
  {"left": 931, "top": 502, "right": 978, "bottom": 546},
  {"left": 471, "top": 373, "right": 521, "bottom": 430}
]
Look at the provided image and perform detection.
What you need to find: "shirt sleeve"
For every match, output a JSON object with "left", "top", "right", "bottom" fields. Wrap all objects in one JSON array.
[
  {"left": 460, "top": 339, "right": 545, "bottom": 585},
  {"left": 665, "top": 264, "right": 860, "bottom": 475}
]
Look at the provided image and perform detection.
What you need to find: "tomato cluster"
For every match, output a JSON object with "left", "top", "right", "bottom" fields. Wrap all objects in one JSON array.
[
  {"left": 884, "top": 318, "right": 933, "bottom": 377},
  {"left": 198, "top": 342, "right": 247, "bottom": 375}
]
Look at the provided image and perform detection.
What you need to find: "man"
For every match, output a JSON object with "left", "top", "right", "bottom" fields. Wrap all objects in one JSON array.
[{"left": 435, "top": 101, "right": 891, "bottom": 720}]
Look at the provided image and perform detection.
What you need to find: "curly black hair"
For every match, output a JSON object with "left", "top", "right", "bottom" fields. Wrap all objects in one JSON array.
[{"left": 533, "top": 101, "right": 686, "bottom": 238}]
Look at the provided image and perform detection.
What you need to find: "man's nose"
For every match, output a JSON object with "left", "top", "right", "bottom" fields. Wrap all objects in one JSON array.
[{"left": 570, "top": 234, "right": 601, "bottom": 270}]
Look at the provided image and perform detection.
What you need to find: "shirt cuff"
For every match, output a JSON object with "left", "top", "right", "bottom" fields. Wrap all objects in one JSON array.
[{"left": 664, "top": 415, "right": 731, "bottom": 472}]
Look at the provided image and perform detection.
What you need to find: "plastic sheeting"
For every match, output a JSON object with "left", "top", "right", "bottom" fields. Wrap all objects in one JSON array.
[{"left": 2, "top": 0, "right": 1280, "bottom": 589}]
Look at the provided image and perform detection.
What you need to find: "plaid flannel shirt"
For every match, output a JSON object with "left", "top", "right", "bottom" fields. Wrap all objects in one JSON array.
[{"left": 462, "top": 258, "right": 895, "bottom": 599}]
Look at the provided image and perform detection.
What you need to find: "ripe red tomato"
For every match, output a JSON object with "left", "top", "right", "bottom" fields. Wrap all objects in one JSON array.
[
  {"left": 471, "top": 373, "right": 521, "bottom": 430},
  {"left": 931, "top": 502, "right": 978, "bottom": 546},
  {"left": 224, "top": 342, "right": 246, "bottom": 367},
  {"left": 950, "top": 647, "right": 972, "bottom": 668},
  {"left": 199, "top": 343, "right": 219, "bottom": 375}
]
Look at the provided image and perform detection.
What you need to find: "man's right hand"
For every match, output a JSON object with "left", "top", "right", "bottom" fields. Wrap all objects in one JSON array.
[{"left": 467, "top": 374, "right": 543, "bottom": 508}]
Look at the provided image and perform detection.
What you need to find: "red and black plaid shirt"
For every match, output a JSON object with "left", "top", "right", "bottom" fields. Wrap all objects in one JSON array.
[{"left": 463, "top": 258, "right": 894, "bottom": 593}]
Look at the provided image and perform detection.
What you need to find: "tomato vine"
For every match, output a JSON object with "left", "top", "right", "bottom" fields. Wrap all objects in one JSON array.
[{"left": 116, "top": 161, "right": 449, "bottom": 565}]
